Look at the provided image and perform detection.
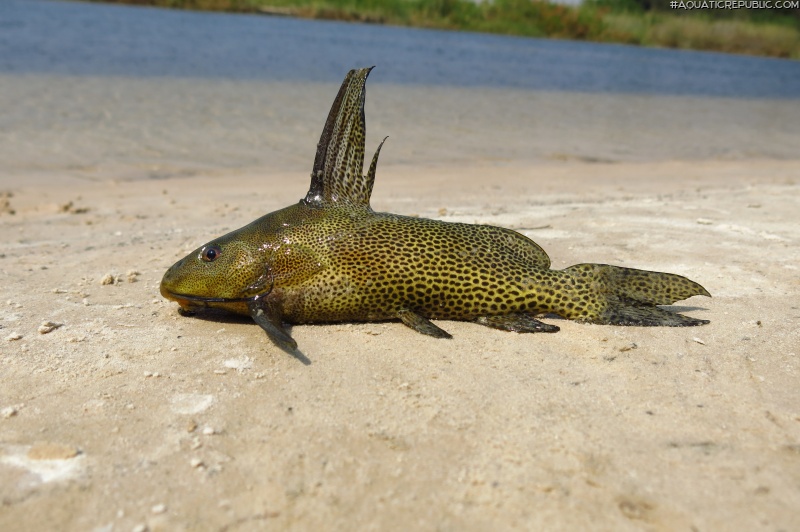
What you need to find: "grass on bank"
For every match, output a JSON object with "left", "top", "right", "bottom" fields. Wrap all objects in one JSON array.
[{"left": 91, "top": 0, "right": 800, "bottom": 59}]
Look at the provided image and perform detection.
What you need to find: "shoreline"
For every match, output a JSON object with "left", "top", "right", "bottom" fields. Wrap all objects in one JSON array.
[
  {"left": 84, "top": 0, "right": 800, "bottom": 60},
  {"left": 3, "top": 74, "right": 799, "bottom": 187}
]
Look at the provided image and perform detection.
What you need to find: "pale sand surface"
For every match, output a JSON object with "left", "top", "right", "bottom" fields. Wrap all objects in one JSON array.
[{"left": 1, "top": 76, "right": 799, "bottom": 531}]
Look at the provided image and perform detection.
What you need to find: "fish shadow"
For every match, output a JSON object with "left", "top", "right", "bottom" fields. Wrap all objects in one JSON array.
[
  {"left": 275, "top": 335, "right": 312, "bottom": 366},
  {"left": 182, "top": 308, "right": 250, "bottom": 324},
  {"left": 661, "top": 305, "right": 710, "bottom": 313},
  {"left": 538, "top": 304, "right": 710, "bottom": 325}
]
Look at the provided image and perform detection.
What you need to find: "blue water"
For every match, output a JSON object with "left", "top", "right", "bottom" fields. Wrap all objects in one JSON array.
[{"left": 1, "top": 0, "right": 799, "bottom": 97}]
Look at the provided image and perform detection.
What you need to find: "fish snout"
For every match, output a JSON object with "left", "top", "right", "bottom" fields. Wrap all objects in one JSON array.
[{"left": 160, "top": 257, "right": 187, "bottom": 301}]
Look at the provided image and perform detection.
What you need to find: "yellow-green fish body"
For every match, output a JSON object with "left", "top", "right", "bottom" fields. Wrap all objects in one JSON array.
[{"left": 161, "top": 68, "right": 709, "bottom": 355}]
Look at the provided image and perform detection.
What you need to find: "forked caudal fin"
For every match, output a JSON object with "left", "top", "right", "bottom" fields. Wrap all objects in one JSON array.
[
  {"left": 562, "top": 263, "right": 711, "bottom": 326},
  {"left": 304, "top": 67, "right": 384, "bottom": 208}
]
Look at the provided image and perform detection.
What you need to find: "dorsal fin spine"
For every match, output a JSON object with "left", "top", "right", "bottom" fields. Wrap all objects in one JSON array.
[{"left": 365, "top": 136, "right": 388, "bottom": 203}]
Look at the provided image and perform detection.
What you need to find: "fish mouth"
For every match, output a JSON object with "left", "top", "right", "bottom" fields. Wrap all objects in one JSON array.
[
  {"left": 159, "top": 282, "right": 258, "bottom": 312},
  {"left": 161, "top": 289, "right": 256, "bottom": 306}
]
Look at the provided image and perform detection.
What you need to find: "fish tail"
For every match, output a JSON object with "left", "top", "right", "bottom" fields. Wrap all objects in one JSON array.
[{"left": 543, "top": 264, "right": 710, "bottom": 326}]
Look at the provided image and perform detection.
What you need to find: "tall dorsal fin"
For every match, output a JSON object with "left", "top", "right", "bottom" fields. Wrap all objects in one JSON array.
[{"left": 304, "top": 67, "right": 377, "bottom": 208}]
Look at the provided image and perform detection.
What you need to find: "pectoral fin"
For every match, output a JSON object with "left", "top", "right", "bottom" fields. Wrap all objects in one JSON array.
[
  {"left": 474, "top": 313, "right": 560, "bottom": 333},
  {"left": 247, "top": 299, "right": 298, "bottom": 353},
  {"left": 397, "top": 309, "right": 452, "bottom": 339}
]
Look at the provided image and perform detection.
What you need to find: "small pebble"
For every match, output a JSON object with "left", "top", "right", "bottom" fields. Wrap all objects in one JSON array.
[
  {"left": 202, "top": 426, "right": 216, "bottom": 436},
  {"left": 692, "top": 337, "right": 706, "bottom": 345},
  {"left": 186, "top": 420, "right": 198, "bottom": 433},
  {"left": 5, "top": 333, "right": 22, "bottom": 341},
  {"left": 190, "top": 458, "right": 204, "bottom": 468},
  {"left": 132, "top": 524, "right": 148, "bottom": 532},
  {"left": 619, "top": 343, "right": 637, "bottom": 352},
  {"left": 100, "top": 273, "right": 115, "bottom": 285},
  {"left": 1, "top": 406, "right": 19, "bottom": 418},
  {"left": 126, "top": 270, "right": 140, "bottom": 283},
  {"left": 151, "top": 503, "right": 166, "bottom": 515},
  {"left": 38, "top": 321, "right": 63, "bottom": 334}
]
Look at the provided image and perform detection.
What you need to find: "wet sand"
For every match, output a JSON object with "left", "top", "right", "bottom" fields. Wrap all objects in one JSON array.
[
  {"left": 3, "top": 74, "right": 800, "bottom": 182},
  {"left": 1, "top": 75, "right": 799, "bottom": 531}
]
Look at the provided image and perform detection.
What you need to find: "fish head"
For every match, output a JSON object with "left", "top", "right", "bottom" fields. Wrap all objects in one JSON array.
[{"left": 160, "top": 228, "right": 274, "bottom": 313}]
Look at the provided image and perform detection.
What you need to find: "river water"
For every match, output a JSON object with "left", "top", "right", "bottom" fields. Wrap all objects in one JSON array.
[
  {"left": 1, "top": 0, "right": 798, "bottom": 179},
  {"left": 3, "top": 0, "right": 799, "bottom": 97}
]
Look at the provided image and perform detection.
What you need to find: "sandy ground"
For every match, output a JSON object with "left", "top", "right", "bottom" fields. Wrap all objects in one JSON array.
[{"left": 1, "top": 76, "right": 799, "bottom": 531}]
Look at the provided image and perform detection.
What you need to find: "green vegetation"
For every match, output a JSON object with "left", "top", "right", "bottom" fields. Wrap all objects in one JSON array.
[
  {"left": 91, "top": 0, "right": 800, "bottom": 59},
  {"left": 591, "top": 0, "right": 800, "bottom": 57}
]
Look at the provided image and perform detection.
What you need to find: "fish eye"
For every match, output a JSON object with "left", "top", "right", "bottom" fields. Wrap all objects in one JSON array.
[{"left": 200, "top": 245, "right": 222, "bottom": 262}]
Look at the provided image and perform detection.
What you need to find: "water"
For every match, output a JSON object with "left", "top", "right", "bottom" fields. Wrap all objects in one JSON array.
[{"left": 2, "top": 0, "right": 799, "bottom": 98}]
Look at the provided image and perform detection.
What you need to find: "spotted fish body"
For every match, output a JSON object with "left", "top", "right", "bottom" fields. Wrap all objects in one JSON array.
[{"left": 161, "top": 68, "right": 710, "bottom": 355}]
